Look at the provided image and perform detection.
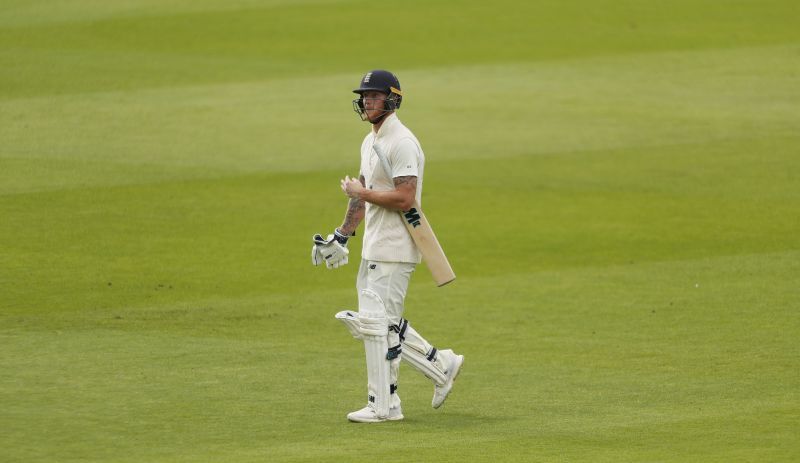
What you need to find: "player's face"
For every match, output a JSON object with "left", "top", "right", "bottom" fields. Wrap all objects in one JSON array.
[{"left": 362, "top": 91, "right": 388, "bottom": 122}]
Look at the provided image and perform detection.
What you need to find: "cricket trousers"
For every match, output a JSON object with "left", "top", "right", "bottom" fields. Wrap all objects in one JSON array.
[{"left": 356, "top": 258, "right": 415, "bottom": 327}]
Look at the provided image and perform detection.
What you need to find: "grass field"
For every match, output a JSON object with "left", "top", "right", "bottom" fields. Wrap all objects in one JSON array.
[{"left": 2, "top": 1, "right": 799, "bottom": 461}]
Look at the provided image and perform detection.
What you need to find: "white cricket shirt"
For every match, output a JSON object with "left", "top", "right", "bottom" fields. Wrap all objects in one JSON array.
[{"left": 359, "top": 113, "right": 425, "bottom": 263}]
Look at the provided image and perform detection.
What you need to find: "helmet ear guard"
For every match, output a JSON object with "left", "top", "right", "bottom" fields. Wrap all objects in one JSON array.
[{"left": 385, "top": 87, "right": 402, "bottom": 111}]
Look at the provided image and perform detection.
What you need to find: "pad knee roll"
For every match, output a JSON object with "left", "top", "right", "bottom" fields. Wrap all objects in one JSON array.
[{"left": 357, "top": 289, "right": 389, "bottom": 337}]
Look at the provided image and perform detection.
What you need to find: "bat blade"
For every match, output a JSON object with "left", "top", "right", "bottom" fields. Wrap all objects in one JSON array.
[{"left": 402, "top": 203, "right": 455, "bottom": 287}]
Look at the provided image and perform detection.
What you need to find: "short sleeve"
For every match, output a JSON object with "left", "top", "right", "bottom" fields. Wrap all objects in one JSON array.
[{"left": 391, "top": 138, "right": 419, "bottom": 178}]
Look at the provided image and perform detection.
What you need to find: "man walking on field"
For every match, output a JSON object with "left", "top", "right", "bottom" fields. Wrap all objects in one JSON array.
[{"left": 312, "top": 70, "right": 464, "bottom": 423}]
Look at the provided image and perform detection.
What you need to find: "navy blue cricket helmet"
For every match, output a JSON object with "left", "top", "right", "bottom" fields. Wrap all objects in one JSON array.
[{"left": 352, "top": 70, "right": 403, "bottom": 122}]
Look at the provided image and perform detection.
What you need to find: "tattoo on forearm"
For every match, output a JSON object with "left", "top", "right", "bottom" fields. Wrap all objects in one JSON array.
[
  {"left": 340, "top": 175, "right": 367, "bottom": 234},
  {"left": 341, "top": 197, "right": 365, "bottom": 235}
]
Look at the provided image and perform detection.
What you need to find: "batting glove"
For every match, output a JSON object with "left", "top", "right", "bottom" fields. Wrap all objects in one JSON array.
[{"left": 311, "top": 229, "right": 350, "bottom": 269}]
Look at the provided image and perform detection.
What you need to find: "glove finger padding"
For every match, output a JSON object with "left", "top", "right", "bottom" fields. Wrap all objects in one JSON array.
[
  {"left": 311, "top": 233, "right": 331, "bottom": 266},
  {"left": 332, "top": 254, "right": 348, "bottom": 269},
  {"left": 312, "top": 244, "right": 324, "bottom": 266}
]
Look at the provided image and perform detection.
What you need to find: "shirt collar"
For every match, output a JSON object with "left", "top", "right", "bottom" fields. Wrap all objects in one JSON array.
[{"left": 374, "top": 112, "right": 399, "bottom": 140}]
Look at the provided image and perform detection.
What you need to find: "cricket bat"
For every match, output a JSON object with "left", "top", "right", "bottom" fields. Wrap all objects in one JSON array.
[{"left": 372, "top": 144, "right": 456, "bottom": 287}]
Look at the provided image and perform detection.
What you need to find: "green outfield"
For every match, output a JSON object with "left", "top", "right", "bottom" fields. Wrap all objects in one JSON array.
[{"left": 1, "top": 1, "right": 798, "bottom": 461}]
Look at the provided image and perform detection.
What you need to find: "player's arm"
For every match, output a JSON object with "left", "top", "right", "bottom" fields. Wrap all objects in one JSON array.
[
  {"left": 341, "top": 175, "right": 416, "bottom": 212},
  {"left": 311, "top": 175, "right": 365, "bottom": 269},
  {"left": 338, "top": 175, "right": 367, "bottom": 236}
]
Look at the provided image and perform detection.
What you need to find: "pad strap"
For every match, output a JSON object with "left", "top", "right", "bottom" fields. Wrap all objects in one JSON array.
[{"left": 387, "top": 344, "right": 402, "bottom": 360}]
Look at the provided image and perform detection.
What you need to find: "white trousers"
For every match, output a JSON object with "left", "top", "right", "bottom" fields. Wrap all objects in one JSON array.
[{"left": 356, "top": 259, "right": 415, "bottom": 326}]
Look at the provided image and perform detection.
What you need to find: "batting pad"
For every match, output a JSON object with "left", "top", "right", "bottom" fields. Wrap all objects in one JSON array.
[
  {"left": 335, "top": 311, "right": 449, "bottom": 387},
  {"left": 399, "top": 320, "right": 448, "bottom": 386},
  {"left": 358, "top": 289, "right": 391, "bottom": 418}
]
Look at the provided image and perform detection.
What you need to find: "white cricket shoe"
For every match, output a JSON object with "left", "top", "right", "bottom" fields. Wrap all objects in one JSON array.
[
  {"left": 347, "top": 406, "right": 404, "bottom": 423},
  {"left": 432, "top": 350, "right": 464, "bottom": 409}
]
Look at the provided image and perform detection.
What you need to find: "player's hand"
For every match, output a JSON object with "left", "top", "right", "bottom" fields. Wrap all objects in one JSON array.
[
  {"left": 341, "top": 175, "right": 365, "bottom": 199},
  {"left": 311, "top": 229, "right": 350, "bottom": 269}
]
